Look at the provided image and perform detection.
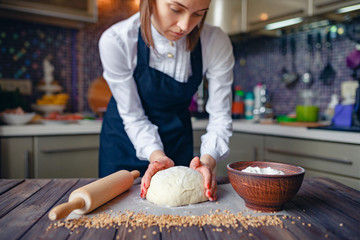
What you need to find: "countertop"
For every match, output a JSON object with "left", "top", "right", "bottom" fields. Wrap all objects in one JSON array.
[
  {"left": 0, "top": 119, "right": 359, "bottom": 145},
  {"left": 0, "top": 177, "right": 359, "bottom": 239}
]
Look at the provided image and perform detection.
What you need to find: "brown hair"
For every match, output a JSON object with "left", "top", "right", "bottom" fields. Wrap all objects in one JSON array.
[{"left": 140, "top": 0, "right": 207, "bottom": 51}]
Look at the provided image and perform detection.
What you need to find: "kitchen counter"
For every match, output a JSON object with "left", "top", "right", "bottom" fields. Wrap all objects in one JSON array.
[
  {"left": 0, "top": 177, "right": 359, "bottom": 239},
  {"left": 195, "top": 120, "right": 360, "bottom": 145},
  {"left": 0, "top": 121, "right": 103, "bottom": 136},
  {"left": 0, "top": 119, "right": 359, "bottom": 145}
]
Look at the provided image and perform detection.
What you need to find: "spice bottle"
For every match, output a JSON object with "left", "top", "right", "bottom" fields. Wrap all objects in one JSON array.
[
  {"left": 244, "top": 92, "right": 254, "bottom": 120},
  {"left": 232, "top": 86, "right": 244, "bottom": 119}
]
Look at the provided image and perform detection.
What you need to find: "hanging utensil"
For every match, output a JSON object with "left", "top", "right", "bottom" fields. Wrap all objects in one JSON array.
[
  {"left": 302, "top": 32, "right": 314, "bottom": 86},
  {"left": 280, "top": 35, "right": 290, "bottom": 84},
  {"left": 314, "top": 31, "right": 322, "bottom": 70},
  {"left": 319, "top": 31, "right": 336, "bottom": 85},
  {"left": 284, "top": 35, "right": 299, "bottom": 87}
]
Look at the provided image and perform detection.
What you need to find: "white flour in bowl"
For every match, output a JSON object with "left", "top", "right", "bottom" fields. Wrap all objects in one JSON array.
[{"left": 241, "top": 166, "right": 285, "bottom": 175}]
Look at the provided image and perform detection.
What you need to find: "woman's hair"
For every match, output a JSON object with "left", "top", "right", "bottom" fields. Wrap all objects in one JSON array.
[{"left": 140, "top": 0, "right": 207, "bottom": 51}]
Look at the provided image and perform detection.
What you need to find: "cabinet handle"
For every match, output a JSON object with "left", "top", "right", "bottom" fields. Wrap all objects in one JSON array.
[
  {"left": 41, "top": 147, "right": 99, "bottom": 153},
  {"left": 253, "top": 147, "right": 258, "bottom": 161},
  {"left": 24, "top": 150, "right": 31, "bottom": 179},
  {"left": 265, "top": 148, "right": 353, "bottom": 165}
]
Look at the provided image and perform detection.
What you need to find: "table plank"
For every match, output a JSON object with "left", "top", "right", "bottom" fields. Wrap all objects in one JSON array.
[
  {"left": 23, "top": 179, "right": 93, "bottom": 240},
  {"left": 286, "top": 179, "right": 359, "bottom": 240},
  {"left": 0, "top": 179, "right": 78, "bottom": 240},
  {"left": 0, "top": 179, "right": 24, "bottom": 195},
  {"left": 116, "top": 225, "right": 160, "bottom": 240},
  {"left": 314, "top": 178, "right": 360, "bottom": 210},
  {"left": 161, "top": 226, "right": 207, "bottom": 240},
  {"left": 279, "top": 211, "right": 338, "bottom": 240},
  {"left": 302, "top": 178, "right": 360, "bottom": 222},
  {"left": 69, "top": 227, "right": 117, "bottom": 240},
  {"left": 0, "top": 179, "right": 51, "bottom": 218},
  {"left": 203, "top": 225, "right": 247, "bottom": 240},
  {"left": 249, "top": 225, "right": 297, "bottom": 240}
]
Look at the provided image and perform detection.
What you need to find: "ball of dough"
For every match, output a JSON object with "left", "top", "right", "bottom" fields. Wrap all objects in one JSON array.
[{"left": 146, "top": 166, "right": 208, "bottom": 207}]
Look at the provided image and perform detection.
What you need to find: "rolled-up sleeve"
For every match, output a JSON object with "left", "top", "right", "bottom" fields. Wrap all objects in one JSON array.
[{"left": 201, "top": 27, "right": 234, "bottom": 161}]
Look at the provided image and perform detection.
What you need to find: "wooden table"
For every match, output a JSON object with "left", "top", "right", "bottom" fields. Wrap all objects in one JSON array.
[{"left": 0, "top": 177, "right": 359, "bottom": 240}]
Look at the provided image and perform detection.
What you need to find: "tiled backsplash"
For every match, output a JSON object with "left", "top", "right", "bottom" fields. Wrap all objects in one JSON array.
[
  {"left": 232, "top": 27, "right": 357, "bottom": 116},
  {"left": 0, "top": 19, "right": 74, "bottom": 111},
  {"left": 0, "top": 16, "right": 357, "bottom": 117}
]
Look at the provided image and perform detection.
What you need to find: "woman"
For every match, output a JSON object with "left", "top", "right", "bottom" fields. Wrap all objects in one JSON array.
[{"left": 99, "top": 0, "right": 234, "bottom": 201}]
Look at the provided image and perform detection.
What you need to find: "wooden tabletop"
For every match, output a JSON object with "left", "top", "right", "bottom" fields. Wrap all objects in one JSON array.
[{"left": 0, "top": 177, "right": 359, "bottom": 240}]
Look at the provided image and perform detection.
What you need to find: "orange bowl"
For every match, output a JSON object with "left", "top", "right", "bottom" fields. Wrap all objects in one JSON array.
[{"left": 227, "top": 161, "right": 305, "bottom": 212}]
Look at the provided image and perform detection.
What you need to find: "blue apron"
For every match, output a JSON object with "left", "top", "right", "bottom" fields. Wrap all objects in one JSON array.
[{"left": 99, "top": 30, "right": 203, "bottom": 177}]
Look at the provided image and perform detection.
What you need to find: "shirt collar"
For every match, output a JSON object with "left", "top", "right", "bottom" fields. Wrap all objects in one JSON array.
[{"left": 150, "top": 24, "right": 186, "bottom": 48}]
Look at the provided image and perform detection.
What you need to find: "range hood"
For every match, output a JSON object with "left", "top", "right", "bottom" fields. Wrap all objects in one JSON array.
[{"left": 205, "top": 0, "right": 246, "bottom": 35}]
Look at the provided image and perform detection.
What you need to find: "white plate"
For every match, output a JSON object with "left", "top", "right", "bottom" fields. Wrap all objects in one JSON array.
[
  {"left": 32, "top": 104, "right": 66, "bottom": 114},
  {"left": 77, "top": 119, "right": 99, "bottom": 125},
  {"left": 40, "top": 119, "right": 72, "bottom": 125},
  {"left": 0, "top": 112, "right": 35, "bottom": 125}
]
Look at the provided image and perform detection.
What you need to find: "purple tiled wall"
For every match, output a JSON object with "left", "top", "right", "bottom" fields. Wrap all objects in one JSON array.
[
  {"left": 232, "top": 27, "right": 356, "bottom": 116},
  {"left": 0, "top": 19, "right": 73, "bottom": 110}
]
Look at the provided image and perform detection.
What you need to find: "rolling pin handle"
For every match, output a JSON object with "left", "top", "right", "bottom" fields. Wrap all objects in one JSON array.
[
  {"left": 48, "top": 197, "right": 85, "bottom": 221},
  {"left": 131, "top": 170, "right": 140, "bottom": 179}
]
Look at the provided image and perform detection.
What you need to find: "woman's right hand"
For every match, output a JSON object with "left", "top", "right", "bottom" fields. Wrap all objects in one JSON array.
[{"left": 140, "top": 150, "right": 174, "bottom": 199}]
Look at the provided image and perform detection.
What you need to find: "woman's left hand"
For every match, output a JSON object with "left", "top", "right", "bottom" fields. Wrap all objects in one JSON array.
[{"left": 190, "top": 155, "right": 217, "bottom": 201}]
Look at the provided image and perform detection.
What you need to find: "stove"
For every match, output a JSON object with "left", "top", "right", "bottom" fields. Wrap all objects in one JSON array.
[{"left": 308, "top": 125, "right": 360, "bottom": 132}]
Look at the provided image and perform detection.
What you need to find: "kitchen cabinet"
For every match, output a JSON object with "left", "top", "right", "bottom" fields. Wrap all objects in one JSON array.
[
  {"left": 193, "top": 131, "right": 264, "bottom": 177},
  {"left": 1, "top": 137, "right": 33, "bottom": 178},
  {"left": 206, "top": 0, "right": 359, "bottom": 34},
  {"left": 264, "top": 136, "right": 360, "bottom": 190},
  {"left": 313, "top": 0, "right": 360, "bottom": 15},
  {"left": 0, "top": 0, "right": 97, "bottom": 28},
  {"left": 193, "top": 130, "right": 205, "bottom": 157},
  {"left": 0, "top": 134, "right": 99, "bottom": 179},
  {"left": 217, "top": 132, "right": 264, "bottom": 177},
  {"left": 34, "top": 135, "right": 99, "bottom": 178}
]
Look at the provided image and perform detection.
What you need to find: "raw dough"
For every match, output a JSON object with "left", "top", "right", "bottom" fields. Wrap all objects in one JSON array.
[{"left": 146, "top": 166, "right": 208, "bottom": 207}]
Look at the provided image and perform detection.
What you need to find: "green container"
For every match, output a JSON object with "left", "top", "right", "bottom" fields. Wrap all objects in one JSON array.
[{"left": 296, "top": 105, "right": 319, "bottom": 122}]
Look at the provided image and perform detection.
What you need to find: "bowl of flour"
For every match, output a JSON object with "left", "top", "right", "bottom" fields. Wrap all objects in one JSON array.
[{"left": 227, "top": 161, "right": 305, "bottom": 212}]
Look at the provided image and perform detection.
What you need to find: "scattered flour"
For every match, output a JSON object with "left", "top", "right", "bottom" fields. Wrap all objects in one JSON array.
[{"left": 241, "top": 166, "right": 285, "bottom": 175}]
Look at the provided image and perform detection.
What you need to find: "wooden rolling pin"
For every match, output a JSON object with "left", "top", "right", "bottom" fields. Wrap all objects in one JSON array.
[{"left": 48, "top": 170, "right": 140, "bottom": 221}]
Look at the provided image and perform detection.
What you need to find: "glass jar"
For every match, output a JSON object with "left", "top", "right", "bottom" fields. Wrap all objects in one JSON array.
[{"left": 296, "top": 90, "right": 319, "bottom": 122}]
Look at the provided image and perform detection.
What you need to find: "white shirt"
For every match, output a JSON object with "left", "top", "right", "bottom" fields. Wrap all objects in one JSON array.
[{"left": 99, "top": 12, "right": 234, "bottom": 162}]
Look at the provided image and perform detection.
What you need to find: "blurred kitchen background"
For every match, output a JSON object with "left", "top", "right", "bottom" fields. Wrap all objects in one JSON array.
[{"left": 0, "top": 0, "right": 359, "bottom": 120}]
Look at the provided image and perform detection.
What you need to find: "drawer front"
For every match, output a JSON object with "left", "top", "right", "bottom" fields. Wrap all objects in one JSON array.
[
  {"left": 34, "top": 135, "right": 99, "bottom": 178},
  {"left": 264, "top": 136, "right": 360, "bottom": 178},
  {"left": 304, "top": 169, "right": 360, "bottom": 191},
  {"left": 1, "top": 137, "right": 33, "bottom": 178}
]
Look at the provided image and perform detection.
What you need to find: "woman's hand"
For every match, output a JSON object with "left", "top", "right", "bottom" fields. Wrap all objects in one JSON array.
[
  {"left": 140, "top": 150, "right": 174, "bottom": 199},
  {"left": 190, "top": 155, "right": 217, "bottom": 201}
]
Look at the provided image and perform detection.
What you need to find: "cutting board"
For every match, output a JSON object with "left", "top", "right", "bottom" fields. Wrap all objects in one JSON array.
[
  {"left": 278, "top": 121, "right": 330, "bottom": 127},
  {"left": 68, "top": 183, "right": 287, "bottom": 219}
]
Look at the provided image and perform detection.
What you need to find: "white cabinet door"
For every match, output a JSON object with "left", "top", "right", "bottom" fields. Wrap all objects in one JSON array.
[
  {"left": 34, "top": 135, "right": 99, "bottom": 178},
  {"left": 1, "top": 137, "right": 33, "bottom": 178},
  {"left": 217, "top": 132, "right": 264, "bottom": 177}
]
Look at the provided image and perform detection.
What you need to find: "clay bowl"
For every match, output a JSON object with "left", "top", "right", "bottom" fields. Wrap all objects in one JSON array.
[{"left": 227, "top": 161, "right": 305, "bottom": 212}]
